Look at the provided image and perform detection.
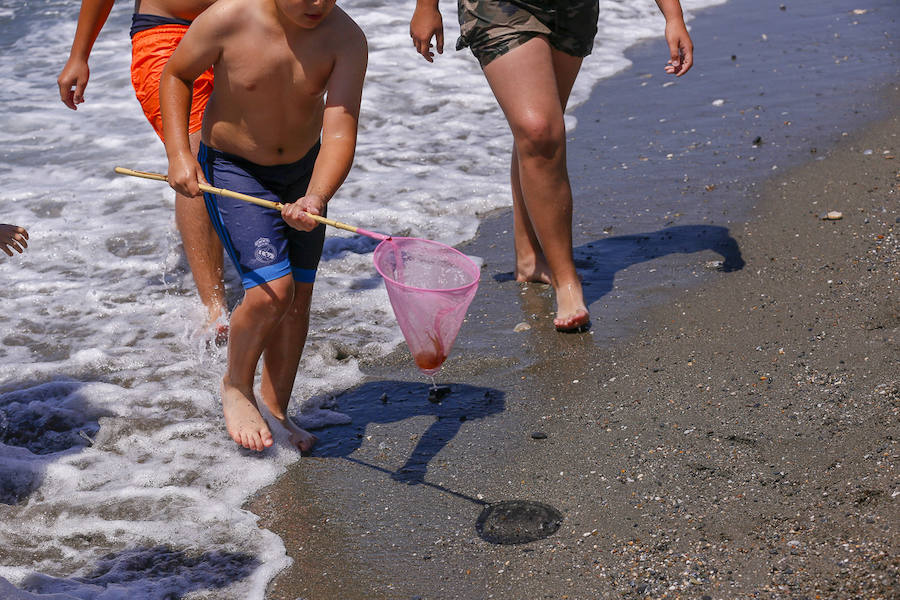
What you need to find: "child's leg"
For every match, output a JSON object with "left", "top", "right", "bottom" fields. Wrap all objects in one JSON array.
[
  {"left": 222, "top": 274, "right": 295, "bottom": 451},
  {"left": 176, "top": 131, "right": 227, "bottom": 330},
  {"left": 482, "top": 36, "right": 589, "bottom": 330},
  {"left": 509, "top": 47, "right": 583, "bottom": 286},
  {"left": 258, "top": 281, "right": 318, "bottom": 453},
  {"left": 510, "top": 145, "right": 551, "bottom": 284}
]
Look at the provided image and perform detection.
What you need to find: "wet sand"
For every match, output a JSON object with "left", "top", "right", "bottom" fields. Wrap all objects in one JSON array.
[{"left": 250, "top": 1, "right": 898, "bottom": 598}]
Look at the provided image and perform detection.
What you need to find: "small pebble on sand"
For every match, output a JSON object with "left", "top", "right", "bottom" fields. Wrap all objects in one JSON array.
[{"left": 823, "top": 211, "right": 843, "bottom": 220}]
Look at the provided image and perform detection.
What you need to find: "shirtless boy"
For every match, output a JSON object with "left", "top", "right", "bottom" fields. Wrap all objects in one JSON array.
[
  {"left": 161, "top": 0, "right": 366, "bottom": 452},
  {"left": 57, "top": 0, "right": 227, "bottom": 332}
]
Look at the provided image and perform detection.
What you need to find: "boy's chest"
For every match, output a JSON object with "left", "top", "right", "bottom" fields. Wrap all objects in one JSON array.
[{"left": 225, "top": 40, "right": 332, "bottom": 100}]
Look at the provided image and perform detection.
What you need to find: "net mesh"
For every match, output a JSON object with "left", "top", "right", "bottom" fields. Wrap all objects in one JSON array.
[{"left": 373, "top": 238, "right": 480, "bottom": 375}]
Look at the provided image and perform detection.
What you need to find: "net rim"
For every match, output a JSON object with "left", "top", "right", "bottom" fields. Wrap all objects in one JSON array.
[{"left": 373, "top": 237, "right": 481, "bottom": 293}]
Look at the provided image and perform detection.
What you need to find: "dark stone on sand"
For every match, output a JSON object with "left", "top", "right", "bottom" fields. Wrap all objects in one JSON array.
[
  {"left": 427, "top": 385, "right": 451, "bottom": 403},
  {"left": 475, "top": 500, "right": 563, "bottom": 545},
  {"left": 531, "top": 431, "right": 548, "bottom": 440}
]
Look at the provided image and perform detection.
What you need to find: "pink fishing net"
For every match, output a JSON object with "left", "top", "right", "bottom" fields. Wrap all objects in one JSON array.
[{"left": 373, "top": 237, "right": 480, "bottom": 375}]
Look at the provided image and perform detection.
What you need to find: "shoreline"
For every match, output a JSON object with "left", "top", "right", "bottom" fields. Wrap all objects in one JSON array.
[
  {"left": 251, "top": 1, "right": 898, "bottom": 598},
  {"left": 253, "top": 85, "right": 898, "bottom": 600}
]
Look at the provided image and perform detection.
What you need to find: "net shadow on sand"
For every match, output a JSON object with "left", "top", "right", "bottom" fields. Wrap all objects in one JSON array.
[
  {"left": 311, "top": 380, "right": 503, "bottom": 485},
  {"left": 306, "top": 381, "right": 566, "bottom": 545}
]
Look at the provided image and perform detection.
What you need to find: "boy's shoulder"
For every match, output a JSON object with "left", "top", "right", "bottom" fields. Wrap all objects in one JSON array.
[
  {"left": 191, "top": 0, "right": 257, "bottom": 32},
  {"left": 311, "top": 6, "right": 366, "bottom": 61},
  {"left": 323, "top": 6, "right": 366, "bottom": 43}
]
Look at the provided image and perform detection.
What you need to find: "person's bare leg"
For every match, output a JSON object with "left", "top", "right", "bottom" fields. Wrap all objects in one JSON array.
[
  {"left": 177, "top": 131, "right": 226, "bottom": 330},
  {"left": 221, "top": 275, "right": 294, "bottom": 451},
  {"left": 510, "top": 146, "right": 551, "bottom": 284},
  {"left": 258, "top": 281, "right": 318, "bottom": 453},
  {"left": 510, "top": 46, "right": 583, "bottom": 286},
  {"left": 483, "top": 37, "right": 589, "bottom": 330}
]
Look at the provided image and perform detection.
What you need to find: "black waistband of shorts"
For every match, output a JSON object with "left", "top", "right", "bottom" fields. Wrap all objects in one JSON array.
[
  {"left": 130, "top": 13, "right": 192, "bottom": 38},
  {"left": 200, "top": 141, "right": 322, "bottom": 178}
]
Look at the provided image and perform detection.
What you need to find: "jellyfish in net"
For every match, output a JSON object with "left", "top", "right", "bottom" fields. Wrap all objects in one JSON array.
[{"left": 373, "top": 237, "right": 480, "bottom": 375}]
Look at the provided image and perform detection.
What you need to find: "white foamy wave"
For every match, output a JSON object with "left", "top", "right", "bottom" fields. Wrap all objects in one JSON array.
[{"left": 0, "top": 0, "right": 727, "bottom": 597}]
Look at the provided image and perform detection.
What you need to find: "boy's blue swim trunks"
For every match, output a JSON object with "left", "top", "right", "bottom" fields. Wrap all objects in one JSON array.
[{"left": 198, "top": 142, "right": 325, "bottom": 290}]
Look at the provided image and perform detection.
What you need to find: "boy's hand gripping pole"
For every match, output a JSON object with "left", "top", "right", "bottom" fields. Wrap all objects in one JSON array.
[{"left": 114, "top": 167, "right": 391, "bottom": 241}]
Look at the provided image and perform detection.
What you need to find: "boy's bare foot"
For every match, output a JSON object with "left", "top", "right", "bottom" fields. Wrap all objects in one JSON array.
[
  {"left": 553, "top": 281, "right": 590, "bottom": 333},
  {"left": 203, "top": 306, "right": 229, "bottom": 346},
  {"left": 221, "top": 379, "right": 273, "bottom": 451},
  {"left": 212, "top": 323, "right": 229, "bottom": 346},
  {"left": 274, "top": 416, "right": 319, "bottom": 455}
]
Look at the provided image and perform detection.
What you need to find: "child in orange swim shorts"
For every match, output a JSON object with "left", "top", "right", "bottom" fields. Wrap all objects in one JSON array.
[
  {"left": 58, "top": 1, "right": 227, "bottom": 332},
  {"left": 129, "top": 14, "right": 213, "bottom": 139}
]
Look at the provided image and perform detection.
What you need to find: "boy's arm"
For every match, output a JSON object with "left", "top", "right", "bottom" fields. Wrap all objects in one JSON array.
[
  {"left": 282, "top": 29, "right": 368, "bottom": 232},
  {"left": 159, "top": 12, "right": 224, "bottom": 198},
  {"left": 409, "top": 0, "right": 443, "bottom": 63},
  {"left": 655, "top": 0, "right": 693, "bottom": 76},
  {"left": 57, "top": 0, "right": 116, "bottom": 110}
]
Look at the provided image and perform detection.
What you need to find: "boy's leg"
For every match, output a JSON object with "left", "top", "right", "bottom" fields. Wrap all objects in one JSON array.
[
  {"left": 221, "top": 274, "right": 295, "bottom": 451},
  {"left": 131, "top": 26, "right": 224, "bottom": 329},
  {"left": 177, "top": 131, "right": 227, "bottom": 329},
  {"left": 258, "top": 281, "right": 318, "bottom": 453},
  {"left": 482, "top": 36, "right": 589, "bottom": 330}
]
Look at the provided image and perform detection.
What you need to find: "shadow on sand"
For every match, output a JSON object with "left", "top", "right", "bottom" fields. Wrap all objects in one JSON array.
[
  {"left": 311, "top": 380, "right": 505, "bottom": 486},
  {"left": 495, "top": 224, "right": 744, "bottom": 304},
  {"left": 309, "top": 381, "right": 567, "bottom": 544},
  {"left": 575, "top": 224, "right": 745, "bottom": 306}
]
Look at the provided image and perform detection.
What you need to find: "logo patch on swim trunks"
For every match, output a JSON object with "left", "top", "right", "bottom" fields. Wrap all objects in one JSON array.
[{"left": 254, "top": 237, "right": 277, "bottom": 264}]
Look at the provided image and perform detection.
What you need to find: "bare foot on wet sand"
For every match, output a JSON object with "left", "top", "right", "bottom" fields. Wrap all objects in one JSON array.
[
  {"left": 272, "top": 416, "right": 318, "bottom": 456},
  {"left": 515, "top": 256, "right": 552, "bottom": 285},
  {"left": 221, "top": 380, "right": 273, "bottom": 451},
  {"left": 554, "top": 282, "right": 590, "bottom": 333}
]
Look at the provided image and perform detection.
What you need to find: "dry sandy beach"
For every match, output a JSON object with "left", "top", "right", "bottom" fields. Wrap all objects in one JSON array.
[{"left": 250, "top": 1, "right": 898, "bottom": 598}]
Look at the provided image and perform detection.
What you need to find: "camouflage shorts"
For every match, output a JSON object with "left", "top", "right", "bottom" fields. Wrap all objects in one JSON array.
[{"left": 456, "top": 0, "right": 599, "bottom": 67}]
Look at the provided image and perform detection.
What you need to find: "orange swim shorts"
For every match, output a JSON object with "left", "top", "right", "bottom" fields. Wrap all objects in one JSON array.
[{"left": 130, "top": 24, "right": 213, "bottom": 141}]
